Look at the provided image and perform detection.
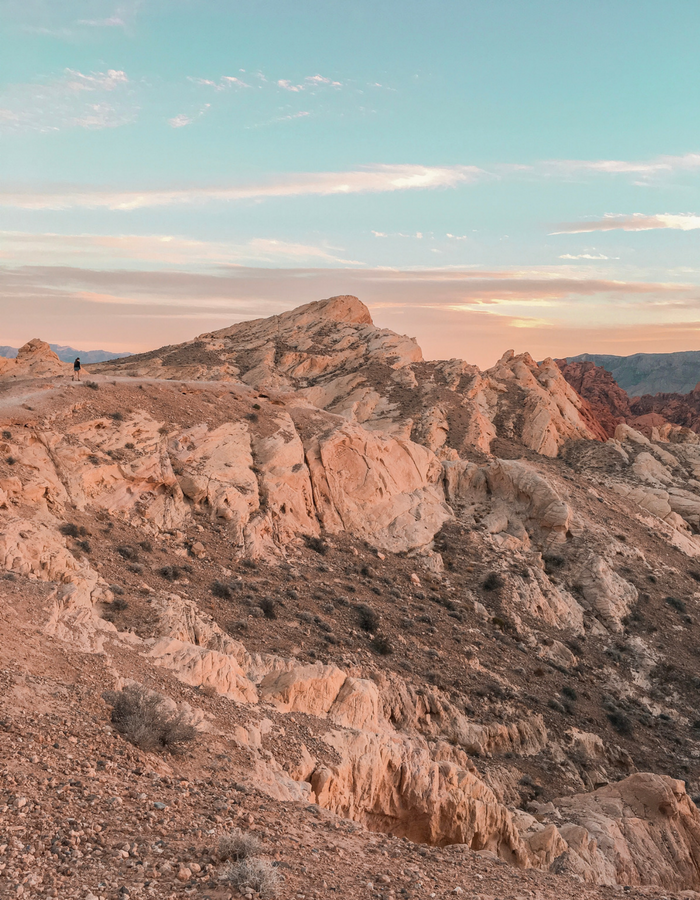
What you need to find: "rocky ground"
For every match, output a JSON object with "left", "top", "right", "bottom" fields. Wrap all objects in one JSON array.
[{"left": 4, "top": 297, "right": 700, "bottom": 898}]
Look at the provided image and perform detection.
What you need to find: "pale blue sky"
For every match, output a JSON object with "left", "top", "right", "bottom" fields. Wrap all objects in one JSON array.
[{"left": 1, "top": 0, "right": 700, "bottom": 365}]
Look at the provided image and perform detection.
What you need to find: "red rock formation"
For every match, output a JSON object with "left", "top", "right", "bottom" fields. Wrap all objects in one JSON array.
[
  {"left": 630, "top": 389, "right": 700, "bottom": 434},
  {"left": 556, "top": 359, "right": 632, "bottom": 438}
]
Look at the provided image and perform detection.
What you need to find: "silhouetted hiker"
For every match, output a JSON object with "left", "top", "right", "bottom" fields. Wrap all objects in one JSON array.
[{"left": 73, "top": 357, "right": 81, "bottom": 381}]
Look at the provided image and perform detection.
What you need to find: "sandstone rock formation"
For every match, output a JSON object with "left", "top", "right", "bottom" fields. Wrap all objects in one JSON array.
[
  {"left": 4, "top": 295, "right": 700, "bottom": 897},
  {"left": 0, "top": 338, "right": 70, "bottom": 379},
  {"left": 97, "top": 296, "right": 603, "bottom": 458}
]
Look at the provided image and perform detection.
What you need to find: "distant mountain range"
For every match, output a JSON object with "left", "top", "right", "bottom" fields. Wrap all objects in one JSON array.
[
  {"left": 0, "top": 344, "right": 132, "bottom": 364},
  {"left": 567, "top": 350, "right": 700, "bottom": 396}
]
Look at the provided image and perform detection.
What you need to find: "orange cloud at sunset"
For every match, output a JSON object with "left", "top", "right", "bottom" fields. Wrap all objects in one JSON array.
[{"left": 2, "top": 264, "right": 699, "bottom": 369}]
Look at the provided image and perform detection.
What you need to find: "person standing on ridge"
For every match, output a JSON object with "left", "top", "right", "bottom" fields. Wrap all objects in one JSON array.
[{"left": 73, "top": 357, "right": 81, "bottom": 382}]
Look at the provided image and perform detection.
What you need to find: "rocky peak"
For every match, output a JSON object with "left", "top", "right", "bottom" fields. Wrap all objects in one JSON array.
[
  {"left": 301, "top": 294, "right": 374, "bottom": 325},
  {"left": 17, "top": 338, "right": 60, "bottom": 362},
  {"left": 94, "top": 297, "right": 601, "bottom": 458},
  {"left": 0, "top": 337, "right": 67, "bottom": 379}
]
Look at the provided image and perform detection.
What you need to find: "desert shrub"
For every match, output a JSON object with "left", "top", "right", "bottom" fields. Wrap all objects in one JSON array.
[
  {"left": 85, "top": 381, "right": 99, "bottom": 390},
  {"left": 158, "top": 565, "right": 181, "bottom": 582},
  {"left": 1, "top": 430, "right": 11, "bottom": 439},
  {"left": 357, "top": 603, "right": 379, "bottom": 632},
  {"left": 566, "top": 638, "right": 584, "bottom": 656},
  {"left": 666, "top": 596, "right": 687, "bottom": 613},
  {"left": 482, "top": 572, "right": 503, "bottom": 592},
  {"left": 110, "top": 584, "right": 125, "bottom": 595},
  {"left": 112, "top": 597, "right": 128, "bottom": 612},
  {"left": 109, "top": 411, "right": 124, "bottom": 421},
  {"left": 291, "top": 462, "right": 304, "bottom": 473},
  {"left": 689, "top": 570, "right": 700, "bottom": 583},
  {"left": 212, "top": 580, "right": 233, "bottom": 599},
  {"left": 543, "top": 554, "right": 566, "bottom": 574},
  {"left": 77, "top": 539, "right": 91, "bottom": 554},
  {"left": 252, "top": 403, "right": 261, "bottom": 410},
  {"left": 218, "top": 828, "right": 260, "bottom": 862},
  {"left": 561, "top": 685, "right": 577, "bottom": 701},
  {"left": 259, "top": 597, "right": 277, "bottom": 620},
  {"left": 372, "top": 634, "right": 393, "bottom": 656},
  {"left": 139, "top": 539, "right": 153, "bottom": 553},
  {"left": 304, "top": 535, "right": 328, "bottom": 555},
  {"left": 59, "top": 523, "right": 80, "bottom": 538},
  {"left": 607, "top": 709, "right": 632, "bottom": 734},
  {"left": 116, "top": 545, "right": 138, "bottom": 560},
  {"left": 6, "top": 456, "right": 16, "bottom": 465},
  {"left": 223, "top": 858, "right": 281, "bottom": 898},
  {"left": 125, "top": 442, "right": 135, "bottom": 450},
  {"left": 103, "top": 685, "right": 196, "bottom": 753}
]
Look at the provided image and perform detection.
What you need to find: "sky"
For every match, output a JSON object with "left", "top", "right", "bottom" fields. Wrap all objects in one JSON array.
[{"left": 1, "top": 0, "right": 700, "bottom": 367}]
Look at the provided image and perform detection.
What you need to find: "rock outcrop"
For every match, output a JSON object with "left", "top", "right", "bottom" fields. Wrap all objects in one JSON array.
[
  {"left": 556, "top": 359, "right": 632, "bottom": 438},
  {"left": 96, "top": 296, "right": 602, "bottom": 459},
  {"left": 0, "top": 338, "right": 70, "bottom": 379}
]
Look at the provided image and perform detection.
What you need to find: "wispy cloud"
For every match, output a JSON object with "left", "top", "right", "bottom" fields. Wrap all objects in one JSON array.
[
  {"left": 552, "top": 213, "right": 700, "bottom": 234},
  {"left": 559, "top": 253, "right": 617, "bottom": 260},
  {"left": 189, "top": 72, "right": 338, "bottom": 95},
  {"left": 0, "top": 164, "right": 485, "bottom": 210},
  {"left": 77, "top": 15, "right": 125, "bottom": 28},
  {"left": 538, "top": 153, "right": 700, "bottom": 178},
  {"left": 169, "top": 114, "right": 193, "bottom": 128},
  {"left": 246, "top": 110, "right": 312, "bottom": 129},
  {"left": 64, "top": 69, "right": 128, "bottom": 91},
  {"left": 187, "top": 76, "right": 250, "bottom": 91},
  {"left": 0, "top": 67, "right": 135, "bottom": 133},
  {"left": 14, "top": 2, "right": 143, "bottom": 38},
  {"left": 371, "top": 230, "right": 427, "bottom": 239},
  {"left": 168, "top": 104, "right": 210, "bottom": 128},
  {"left": 0, "top": 231, "right": 362, "bottom": 267},
  {"left": 278, "top": 75, "right": 342, "bottom": 92}
]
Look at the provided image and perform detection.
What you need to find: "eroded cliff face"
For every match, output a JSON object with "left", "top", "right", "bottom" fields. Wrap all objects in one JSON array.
[
  {"left": 96, "top": 296, "right": 602, "bottom": 459},
  {"left": 558, "top": 354, "right": 700, "bottom": 440},
  {"left": 556, "top": 359, "right": 632, "bottom": 439},
  {"left": 4, "top": 296, "right": 700, "bottom": 894}
]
